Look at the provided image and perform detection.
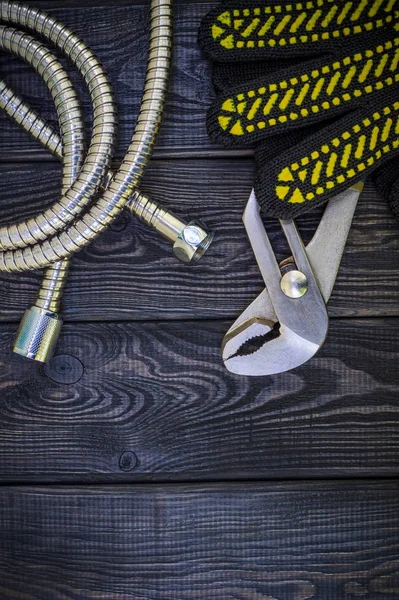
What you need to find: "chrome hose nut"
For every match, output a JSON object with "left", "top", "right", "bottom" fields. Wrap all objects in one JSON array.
[
  {"left": 13, "top": 306, "right": 63, "bottom": 363},
  {"left": 127, "top": 191, "right": 214, "bottom": 264},
  {"left": 173, "top": 221, "right": 214, "bottom": 264}
]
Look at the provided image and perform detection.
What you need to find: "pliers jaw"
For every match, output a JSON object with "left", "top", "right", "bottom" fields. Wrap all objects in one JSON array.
[
  {"left": 222, "top": 184, "right": 363, "bottom": 377},
  {"left": 223, "top": 323, "right": 324, "bottom": 377},
  {"left": 222, "top": 283, "right": 328, "bottom": 377}
]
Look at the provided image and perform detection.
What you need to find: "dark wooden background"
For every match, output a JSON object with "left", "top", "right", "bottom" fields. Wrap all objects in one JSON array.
[{"left": 0, "top": 1, "right": 398, "bottom": 598}]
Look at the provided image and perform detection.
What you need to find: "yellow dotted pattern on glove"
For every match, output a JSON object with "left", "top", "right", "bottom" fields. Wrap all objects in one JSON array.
[
  {"left": 217, "top": 39, "right": 399, "bottom": 137},
  {"left": 211, "top": 0, "right": 397, "bottom": 51},
  {"left": 275, "top": 102, "right": 399, "bottom": 205}
]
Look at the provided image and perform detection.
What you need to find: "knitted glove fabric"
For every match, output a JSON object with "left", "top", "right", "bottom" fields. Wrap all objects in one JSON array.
[{"left": 199, "top": 0, "right": 399, "bottom": 219}]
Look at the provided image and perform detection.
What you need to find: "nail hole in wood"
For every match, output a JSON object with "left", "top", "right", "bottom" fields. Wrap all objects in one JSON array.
[
  {"left": 119, "top": 452, "right": 138, "bottom": 472},
  {"left": 44, "top": 354, "right": 84, "bottom": 385}
]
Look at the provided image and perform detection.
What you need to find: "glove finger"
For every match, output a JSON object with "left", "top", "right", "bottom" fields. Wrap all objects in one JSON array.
[
  {"left": 254, "top": 87, "right": 399, "bottom": 218},
  {"left": 255, "top": 119, "right": 331, "bottom": 162},
  {"left": 212, "top": 56, "right": 305, "bottom": 91},
  {"left": 199, "top": 0, "right": 397, "bottom": 62},
  {"left": 207, "top": 30, "right": 399, "bottom": 146}
]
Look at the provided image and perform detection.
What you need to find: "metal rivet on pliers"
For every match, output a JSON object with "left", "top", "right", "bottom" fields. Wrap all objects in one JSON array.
[{"left": 281, "top": 270, "right": 308, "bottom": 299}]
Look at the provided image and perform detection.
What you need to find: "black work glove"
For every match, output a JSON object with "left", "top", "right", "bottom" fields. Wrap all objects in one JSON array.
[{"left": 199, "top": 0, "right": 399, "bottom": 220}]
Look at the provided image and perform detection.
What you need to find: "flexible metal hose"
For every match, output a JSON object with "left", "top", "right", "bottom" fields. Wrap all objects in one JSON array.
[
  {"left": 0, "top": 0, "right": 172, "bottom": 271},
  {"left": 0, "top": 0, "right": 173, "bottom": 360},
  {"left": 0, "top": 84, "right": 213, "bottom": 266},
  {"left": 0, "top": 22, "right": 88, "bottom": 313}
]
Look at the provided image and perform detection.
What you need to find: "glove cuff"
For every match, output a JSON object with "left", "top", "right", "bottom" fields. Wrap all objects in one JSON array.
[{"left": 373, "top": 161, "right": 399, "bottom": 221}]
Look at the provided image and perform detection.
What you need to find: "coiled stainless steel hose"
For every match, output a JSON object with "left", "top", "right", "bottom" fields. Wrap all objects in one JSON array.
[{"left": 0, "top": 0, "right": 213, "bottom": 362}]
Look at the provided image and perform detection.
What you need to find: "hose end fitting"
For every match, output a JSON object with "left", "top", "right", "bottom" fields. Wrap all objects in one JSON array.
[
  {"left": 173, "top": 221, "right": 215, "bottom": 264},
  {"left": 13, "top": 306, "right": 63, "bottom": 363},
  {"left": 127, "top": 191, "right": 214, "bottom": 264}
]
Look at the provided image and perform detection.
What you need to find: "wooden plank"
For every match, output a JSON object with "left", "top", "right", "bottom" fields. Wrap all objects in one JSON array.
[
  {"left": 0, "top": 160, "right": 397, "bottom": 323},
  {"left": 33, "top": 0, "right": 152, "bottom": 6},
  {"left": 32, "top": 0, "right": 205, "bottom": 6},
  {"left": 0, "top": 481, "right": 398, "bottom": 599},
  {"left": 0, "top": 317, "right": 398, "bottom": 481},
  {"left": 0, "top": 1, "right": 223, "bottom": 160}
]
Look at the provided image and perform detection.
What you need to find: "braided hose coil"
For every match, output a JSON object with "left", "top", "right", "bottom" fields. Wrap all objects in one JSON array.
[{"left": 0, "top": 0, "right": 174, "bottom": 361}]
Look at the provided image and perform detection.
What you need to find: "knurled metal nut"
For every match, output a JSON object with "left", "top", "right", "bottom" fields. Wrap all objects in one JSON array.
[{"left": 13, "top": 306, "right": 63, "bottom": 363}]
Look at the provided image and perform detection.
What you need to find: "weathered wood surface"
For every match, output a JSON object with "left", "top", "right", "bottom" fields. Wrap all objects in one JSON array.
[
  {"left": 0, "top": 317, "right": 398, "bottom": 482},
  {"left": 0, "top": 161, "right": 397, "bottom": 323},
  {"left": 0, "top": 1, "right": 222, "bottom": 160},
  {"left": 0, "top": 1, "right": 398, "bottom": 597},
  {"left": 0, "top": 481, "right": 398, "bottom": 599},
  {"left": 34, "top": 0, "right": 202, "bottom": 6}
]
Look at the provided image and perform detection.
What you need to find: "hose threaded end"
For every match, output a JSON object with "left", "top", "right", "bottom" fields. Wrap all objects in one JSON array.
[{"left": 13, "top": 306, "right": 63, "bottom": 363}]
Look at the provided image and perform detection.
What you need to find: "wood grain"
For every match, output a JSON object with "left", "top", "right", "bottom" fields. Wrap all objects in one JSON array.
[
  {"left": 0, "top": 1, "right": 221, "bottom": 160},
  {"left": 0, "top": 317, "right": 398, "bottom": 482},
  {"left": 0, "top": 481, "right": 398, "bottom": 599},
  {"left": 0, "top": 2, "right": 397, "bottom": 595},
  {"left": 0, "top": 160, "right": 397, "bottom": 323},
  {"left": 32, "top": 0, "right": 205, "bottom": 6}
]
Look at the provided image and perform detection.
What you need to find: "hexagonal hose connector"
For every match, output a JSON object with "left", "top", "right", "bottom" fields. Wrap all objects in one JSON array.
[
  {"left": 127, "top": 191, "right": 214, "bottom": 264},
  {"left": 173, "top": 221, "right": 215, "bottom": 264},
  {"left": 13, "top": 306, "right": 63, "bottom": 363}
]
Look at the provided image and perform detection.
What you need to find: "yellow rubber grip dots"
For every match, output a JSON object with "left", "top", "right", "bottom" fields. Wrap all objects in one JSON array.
[
  {"left": 216, "top": 38, "right": 399, "bottom": 138},
  {"left": 211, "top": 0, "right": 397, "bottom": 51},
  {"left": 275, "top": 102, "right": 399, "bottom": 206}
]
